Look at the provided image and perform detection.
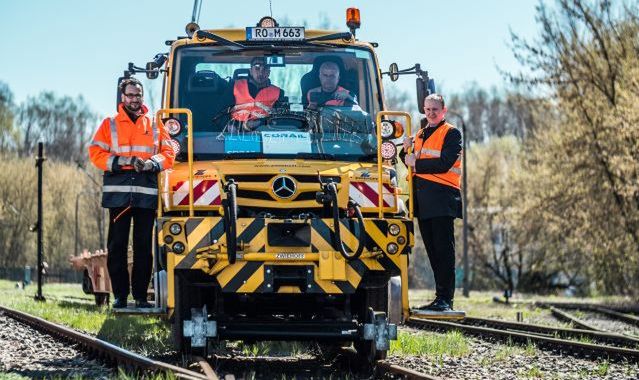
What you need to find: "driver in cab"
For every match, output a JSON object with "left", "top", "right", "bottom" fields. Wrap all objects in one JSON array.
[
  {"left": 229, "top": 57, "right": 286, "bottom": 131},
  {"left": 306, "top": 61, "right": 357, "bottom": 110}
]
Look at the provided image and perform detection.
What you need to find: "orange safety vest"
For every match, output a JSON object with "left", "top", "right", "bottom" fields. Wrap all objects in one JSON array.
[
  {"left": 231, "top": 79, "right": 281, "bottom": 121},
  {"left": 412, "top": 122, "right": 462, "bottom": 190},
  {"left": 88, "top": 104, "right": 175, "bottom": 208},
  {"left": 307, "top": 86, "right": 351, "bottom": 107}
]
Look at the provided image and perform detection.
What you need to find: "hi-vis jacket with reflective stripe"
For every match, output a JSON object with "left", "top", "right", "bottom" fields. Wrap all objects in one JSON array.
[
  {"left": 231, "top": 79, "right": 281, "bottom": 122},
  {"left": 412, "top": 121, "right": 462, "bottom": 190},
  {"left": 88, "top": 104, "right": 175, "bottom": 209},
  {"left": 306, "top": 86, "right": 352, "bottom": 107}
]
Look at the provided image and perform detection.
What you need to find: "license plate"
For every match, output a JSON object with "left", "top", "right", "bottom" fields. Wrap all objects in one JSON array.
[
  {"left": 246, "top": 27, "right": 305, "bottom": 41},
  {"left": 275, "top": 253, "right": 305, "bottom": 260}
]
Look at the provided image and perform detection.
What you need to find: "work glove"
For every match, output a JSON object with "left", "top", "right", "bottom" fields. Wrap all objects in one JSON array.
[{"left": 134, "top": 158, "right": 158, "bottom": 172}]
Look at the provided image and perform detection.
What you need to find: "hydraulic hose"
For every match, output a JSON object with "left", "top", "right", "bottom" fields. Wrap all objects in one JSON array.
[
  {"left": 224, "top": 180, "right": 238, "bottom": 264},
  {"left": 326, "top": 182, "right": 365, "bottom": 260}
]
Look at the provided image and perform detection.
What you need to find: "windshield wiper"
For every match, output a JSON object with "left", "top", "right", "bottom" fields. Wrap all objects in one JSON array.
[
  {"left": 305, "top": 32, "right": 353, "bottom": 43},
  {"left": 295, "top": 152, "right": 336, "bottom": 160},
  {"left": 196, "top": 30, "right": 246, "bottom": 51}
]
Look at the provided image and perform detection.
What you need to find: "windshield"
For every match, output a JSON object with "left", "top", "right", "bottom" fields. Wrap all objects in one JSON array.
[{"left": 169, "top": 45, "right": 382, "bottom": 162}]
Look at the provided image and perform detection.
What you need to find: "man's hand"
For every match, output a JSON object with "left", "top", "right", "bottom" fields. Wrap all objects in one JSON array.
[
  {"left": 404, "top": 153, "right": 416, "bottom": 169},
  {"left": 402, "top": 136, "right": 413, "bottom": 153},
  {"left": 134, "top": 158, "right": 156, "bottom": 172}
]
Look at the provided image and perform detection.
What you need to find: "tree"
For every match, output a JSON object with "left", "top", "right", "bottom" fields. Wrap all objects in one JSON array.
[
  {"left": 17, "top": 92, "right": 96, "bottom": 163},
  {"left": 510, "top": 0, "right": 639, "bottom": 295},
  {"left": 0, "top": 82, "right": 18, "bottom": 152}
]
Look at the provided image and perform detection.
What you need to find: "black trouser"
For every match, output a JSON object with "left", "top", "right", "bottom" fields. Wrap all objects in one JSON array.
[
  {"left": 107, "top": 207, "right": 155, "bottom": 301},
  {"left": 417, "top": 216, "right": 456, "bottom": 301}
]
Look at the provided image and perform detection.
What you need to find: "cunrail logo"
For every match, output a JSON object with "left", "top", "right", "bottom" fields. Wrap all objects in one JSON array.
[{"left": 272, "top": 175, "right": 296, "bottom": 199}]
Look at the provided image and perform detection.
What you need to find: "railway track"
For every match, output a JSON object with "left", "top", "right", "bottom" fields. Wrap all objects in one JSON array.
[
  {"left": 0, "top": 305, "right": 213, "bottom": 379},
  {"left": 537, "top": 302, "right": 639, "bottom": 337},
  {"left": 461, "top": 315, "right": 639, "bottom": 348},
  {"left": 0, "top": 304, "right": 438, "bottom": 379},
  {"left": 406, "top": 316, "right": 639, "bottom": 362}
]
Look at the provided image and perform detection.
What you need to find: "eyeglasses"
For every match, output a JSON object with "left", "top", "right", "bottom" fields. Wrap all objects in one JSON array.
[
  {"left": 124, "top": 93, "right": 143, "bottom": 99},
  {"left": 251, "top": 63, "right": 270, "bottom": 70}
]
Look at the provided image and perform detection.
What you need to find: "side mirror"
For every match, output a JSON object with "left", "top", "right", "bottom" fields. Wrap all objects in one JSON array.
[
  {"left": 388, "top": 63, "right": 399, "bottom": 82},
  {"left": 416, "top": 77, "right": 427, "bottom": 114},
  {"left": 146, "top": 62, "right": 159, "bottom": 79}
]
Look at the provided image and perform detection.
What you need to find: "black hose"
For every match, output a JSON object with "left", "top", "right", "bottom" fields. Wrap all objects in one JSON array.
[
  {"left": 327, "top": 182, "right": 365, "bottom": 260},
  {"left": 224, "top": 181, "right": 238, "bottom": 264}
]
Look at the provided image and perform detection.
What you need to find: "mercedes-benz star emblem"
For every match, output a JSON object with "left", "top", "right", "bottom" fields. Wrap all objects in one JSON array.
[{"left": 272, "top": 176, "right": 296, "bottom": 199}]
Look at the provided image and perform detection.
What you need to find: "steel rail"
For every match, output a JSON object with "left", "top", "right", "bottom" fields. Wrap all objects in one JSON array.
[
  {"left": 376, "top": 360, "right": 443, "bottom": 379},
  {"left": 592, "top": 307, "right": 639, "bottom": 328},
  {"left": 546, "top": 306, "right": 603, "bottom": 331},
  {"left": 0, "top": 305, "right": 211, "bottom": 380},
  {"left": 534, "top": 301, "right": 639, "bottom": 314},
  {"left": 461, "top": 316, "right": 639, "bottom": 348},
  {"left": 407, "top": 317, "right": 639, "bottom": 362}
]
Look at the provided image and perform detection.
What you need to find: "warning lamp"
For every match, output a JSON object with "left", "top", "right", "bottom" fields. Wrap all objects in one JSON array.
[
  {"left": 164, "top": 118, "right": 182, "bottom": 136},
  {"left": 392, "top": 121, "right": 404, "bottom": 138},
  {"left": 380, "top": 141, "right": 397, "bottom": 160},
  {"left": 380, "top": 120, "right": 395, "bottom": 139},
  {"left": 346, "top": 8, "right": 361, "bottom": 31},
  {"left": 258, "top": 16, "right": 278, "bottom": 27},
  {"left": 170, "top": 139, "right": 181, "bottom": 155}
]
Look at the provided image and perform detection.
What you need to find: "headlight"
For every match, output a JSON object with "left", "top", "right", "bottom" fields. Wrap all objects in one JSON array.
[
  {"left": 386, "top": 243, "right": 399, "bottom": 255},
  {"left": 172, "top": 242, "right": 185, "bottom": 254},
  {"left": 169, "top": 223, "right": 182, "bottom": 235},
  {"left": 380, "top": 141, "right": 397, "bottom": 160},
  {"left": 388, "top": 223, "right": 401, "bottom": 236},
  {"left": 164, "top": 118, "right": 182, "bottom": 136},
  {"left": 169, "top": 139, "right": 181, "bottom": 155},
  {"left": 380, "top": 120, "right": 395, "bottom": 139},
  {"left": 397, "top": 236, "right": 406, "bottom": 245}
]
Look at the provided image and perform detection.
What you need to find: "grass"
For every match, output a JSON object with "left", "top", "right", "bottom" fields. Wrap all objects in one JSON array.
[
  {"left": 0, "top": 280, "right": 172, "bottom": 356},
  {"left": 390, "top": 330, "right": 470, "bottom": 357}
]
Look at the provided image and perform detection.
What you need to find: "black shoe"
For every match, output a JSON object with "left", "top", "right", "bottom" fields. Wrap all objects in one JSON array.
[
  {"left": 425, "top": 298, "right": 453, "bottom": 312},
  {"left": 415, "top": 297, "right": 442, "bottom": 310},
  {"left": 112, "top": 298, "right": 127, "bottom": 309},
  {"left": 135, "top": 299, "right": 153, "bottom": 308}
]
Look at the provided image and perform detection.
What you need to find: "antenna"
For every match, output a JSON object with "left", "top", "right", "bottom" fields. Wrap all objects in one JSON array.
[
  {"left": 191, "top": 0, "right": 203, "bottom": 24},
  {"left": 269, "top": 0, "right": 273, "bottom": 18}
]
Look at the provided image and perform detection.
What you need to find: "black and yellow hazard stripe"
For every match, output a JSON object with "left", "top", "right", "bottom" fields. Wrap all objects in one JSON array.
[{"left": 168, "top": 215, "right": 411, "bottom": 294}]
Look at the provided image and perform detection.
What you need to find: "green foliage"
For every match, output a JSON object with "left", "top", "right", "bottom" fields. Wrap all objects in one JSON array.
[
  {"left": 510, "top": 0, "right": 639, "bottom": 295},
  {"left": 390, "top": 330, "right": 469, "bottom": 357},
  {"left": 0, "top": 280, "right": 171, "bottom": 356}
]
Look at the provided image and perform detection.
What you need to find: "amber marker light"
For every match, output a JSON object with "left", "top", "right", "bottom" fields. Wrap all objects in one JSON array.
[{"left": 346, "top": 8, "right": 361, "bottom": 30}]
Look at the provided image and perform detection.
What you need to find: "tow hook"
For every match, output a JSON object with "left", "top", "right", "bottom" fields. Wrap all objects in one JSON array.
[
  {"left": 183, "top": 305, "right": 217, "bottom": 347},
  {"left": 362, "top": 311, "right": 397, "bottom": 350}
]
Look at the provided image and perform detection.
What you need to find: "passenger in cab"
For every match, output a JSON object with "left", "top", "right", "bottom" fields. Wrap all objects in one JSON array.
[
  {"left": 230, "top": 57, "right": 286, "bottom": 126},
  {"left": 306, "top": 61, "right": 357, "bottom": 109}
]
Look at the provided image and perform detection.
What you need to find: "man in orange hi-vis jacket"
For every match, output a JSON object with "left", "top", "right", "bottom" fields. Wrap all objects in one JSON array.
[
  {"left": 88, "top": 77, "right": 174, "bottom": 309},
  {"left": 400, "top": 93, "right": 462, "bottom": 313}
]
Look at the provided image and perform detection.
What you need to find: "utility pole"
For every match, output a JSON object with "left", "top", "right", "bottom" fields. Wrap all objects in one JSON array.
[
  {"left": 448, "top": 111, "right": 470, "bottom": 297},
  {"left": 34, "top": 142, "right": 46, "bottom": 302}
]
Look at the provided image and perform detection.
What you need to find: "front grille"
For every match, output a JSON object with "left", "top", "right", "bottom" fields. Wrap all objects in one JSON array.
[
  {"left": 225, "top": 174, "right": 341, "bottom": 184},
  {"left": 236, "top": 189, "right": 273, "bottom": 200}
]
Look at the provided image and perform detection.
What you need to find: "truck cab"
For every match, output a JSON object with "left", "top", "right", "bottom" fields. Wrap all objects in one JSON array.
[{"left": 140, "top": 13, "right": 421, "bottom": 361}]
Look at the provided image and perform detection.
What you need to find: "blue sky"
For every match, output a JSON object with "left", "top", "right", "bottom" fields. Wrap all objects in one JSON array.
[{"left": 1, "top": 0, "right": 540, "bottom": 118}]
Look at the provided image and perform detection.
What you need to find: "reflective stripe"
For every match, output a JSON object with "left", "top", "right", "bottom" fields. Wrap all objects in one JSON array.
[
  {"left": 109, "top": 118, "right": 118, "bottom": 151},
  {"left": 91, "top": 140, "right": 110, "bottom": 151},
  {"left": 450, "top": 167, "right": 462, "bottom": 175},
  {"left": 420, "top": 148, "right": 441, "bottom": 157},
  {"left": 113, "top": 145, "right": 155, "bottom": 154},
  {"left": 103, "top": 185, "right": 158, "bottom": 195},
  {"left": 151, "top": 154, "right": 165, "bottom": 163},
  {"left": 152, "top": 121, "right": 159, "bottom": 154},
  {"left": 106, "top": 155, "right": 115, "bottom": 171}
]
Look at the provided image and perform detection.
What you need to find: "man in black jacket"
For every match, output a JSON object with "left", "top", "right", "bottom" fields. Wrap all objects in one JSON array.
[{"left": 401, "top": 93, "right": 462, "bottom": 312}]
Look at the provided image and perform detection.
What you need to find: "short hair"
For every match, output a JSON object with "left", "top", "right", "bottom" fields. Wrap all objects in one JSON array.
[
  {"left": 319, "top": 61, "right": 340, "bottom": 73},
  {"left": 119, "top": 78, "right": 143, "bottom": 95},
  {"left": 424, "top": 93, "right": 445, "bottom": 108}
]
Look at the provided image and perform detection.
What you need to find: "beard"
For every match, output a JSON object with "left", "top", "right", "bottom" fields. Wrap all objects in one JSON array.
[{"left": 124, "top": 102, "right": 142, "bottom": 114}]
